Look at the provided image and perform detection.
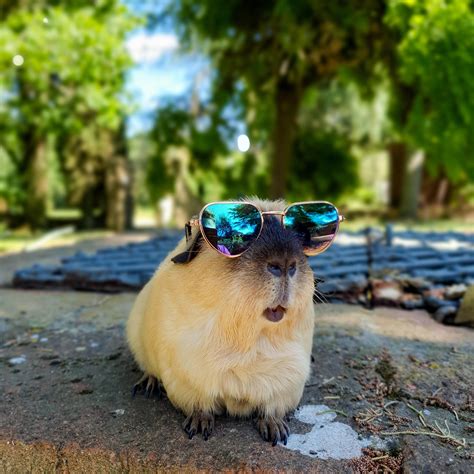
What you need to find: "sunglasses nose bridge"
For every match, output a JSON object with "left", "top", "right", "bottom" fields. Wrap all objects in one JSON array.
[{"left": 261, "top": 210, "right": 284, "bottom": 225}]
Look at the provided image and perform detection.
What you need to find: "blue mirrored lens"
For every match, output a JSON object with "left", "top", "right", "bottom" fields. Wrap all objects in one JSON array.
[
  {"left": 283, "top": 203, "right": 339, "bottom": 255},
  {"left": 201, "top": 203, "right": 262, "bottom": 256}
]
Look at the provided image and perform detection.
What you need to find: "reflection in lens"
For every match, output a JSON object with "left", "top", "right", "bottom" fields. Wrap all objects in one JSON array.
[
  {"left": 201, "top": 202, "right": 262, "bottom": 256},
  {"left": 283, "top": 203, "right": 339, "bottom": 255}
]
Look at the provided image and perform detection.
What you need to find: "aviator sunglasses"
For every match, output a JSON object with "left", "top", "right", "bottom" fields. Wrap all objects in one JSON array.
[{"left": 185, "top": 201, "right": 345, "bottom": 257}]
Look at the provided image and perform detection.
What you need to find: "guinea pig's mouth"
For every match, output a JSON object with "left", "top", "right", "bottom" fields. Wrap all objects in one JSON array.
[{"left": 264, "top": 305, "right": 286, "bottom": 323}]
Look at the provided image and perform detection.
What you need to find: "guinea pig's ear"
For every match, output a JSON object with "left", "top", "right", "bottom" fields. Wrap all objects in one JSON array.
[{"left": 171, "top": 231, "right": 203, "bottom": 264}]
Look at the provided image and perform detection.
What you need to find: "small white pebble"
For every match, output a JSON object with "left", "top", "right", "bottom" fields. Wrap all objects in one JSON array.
[
  {"left": 90, "top": 342, "right": 99, "bottom": 348},
  {"left": 9, "top": 356, "right": 26, "bottom": 365},
  {"left": 30, "top": 334, "right": 39, "bottom": 342},
  {"left": 40, "top": 337, "right": 48, "bottom": 343},
  {"left": 75, "top": 346, "right": 86, "bottom": 352},
  {"left": 110, "top": 409, "right": 125, "bottom": 417},
  {"left": 423, "top": 409, "right": 431, "bottom": 416}
]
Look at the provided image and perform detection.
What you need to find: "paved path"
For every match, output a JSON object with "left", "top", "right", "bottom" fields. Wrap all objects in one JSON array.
[
  {"left": 0, "top": 232, "right": 155, "bottom": 287},
  {"left": 1, "top": 289, "right": 472, "bottom": 472}
]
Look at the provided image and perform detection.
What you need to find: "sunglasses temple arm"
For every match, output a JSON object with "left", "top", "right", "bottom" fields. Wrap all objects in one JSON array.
[{"left": 185, "top": 217, "right": 200, "bottom": 242}]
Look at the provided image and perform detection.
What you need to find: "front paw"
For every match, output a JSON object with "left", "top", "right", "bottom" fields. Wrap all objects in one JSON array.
[
  {"left": 254, "top": 415, "right": 290, "bottom": 446},
  {"left": 182, "top": 410, "right": 215, "bottom": 440}
]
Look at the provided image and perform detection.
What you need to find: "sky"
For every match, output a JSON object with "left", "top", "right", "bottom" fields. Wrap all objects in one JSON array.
[
  {"left": 123, "top": 1, "right": 210, "bottom": 136},
  {"left": 125, "top": 30, "right": 211, "bottom": 135}
]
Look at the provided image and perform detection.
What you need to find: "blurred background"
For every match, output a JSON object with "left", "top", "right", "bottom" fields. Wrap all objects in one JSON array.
[{"left": 1, "top": 0, "right": 473, "bottom": 251}]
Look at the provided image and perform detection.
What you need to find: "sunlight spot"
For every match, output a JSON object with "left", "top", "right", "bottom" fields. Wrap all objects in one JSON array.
[
  {"left": 12, "top": 55, "right": 24, "bottom": 66},
  {"left": 237, "top": 134, "right": 250, "bottom": 152}
]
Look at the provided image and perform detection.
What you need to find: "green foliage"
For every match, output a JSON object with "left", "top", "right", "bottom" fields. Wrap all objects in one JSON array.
[
  {"left": 129, "top": 133, "right": 156, "bottom": 206},
  {"left": 300, "top": 80, "right": 392, "bottom": 148},
  {"left": 0, "top": 2, "right": 135, "bottom": 132},
  {"left": 386, "top": 0, "right": 474, "bottom": 182},
  {"left": 288, "top": 130, "right": 359, "bottom": 201},
  {"left": 147, "top": 104, "right": 194, "bottom": 203},
  {"left": 0, "top": 147, "right": 23, "bottom": 214},
  {"left": 0, "top": 1, "right": 139, "bottom": 222},
  {"left": 172, "top": 0, "right": 388, "bottom": 90},
  {"left": 146, "top": 102, "right": 230, "bottom": 203},
  {"left": 145, "top": 95, "right": 274, "bottom": 205}
]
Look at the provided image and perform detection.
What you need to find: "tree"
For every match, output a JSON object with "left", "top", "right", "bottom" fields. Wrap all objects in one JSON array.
[
  {"left": 290, "top": 129, "right": 359, "bottom": 202},
  {"left": 385, "top": 0, "right": 474, "bottom": 217},
  {"left": 169, "top": 0, "right": 390, "bottom": 199},
  {"left": 0, "top": 1, "right": 138, "bottom": 229},
  {"left": 146, "top": 100, "right": 231, "bottom": 222}
]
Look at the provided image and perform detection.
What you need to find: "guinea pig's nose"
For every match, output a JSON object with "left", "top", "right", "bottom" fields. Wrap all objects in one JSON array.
[{"left": 267, "top": 260, "right": 297, "bottom": 277}]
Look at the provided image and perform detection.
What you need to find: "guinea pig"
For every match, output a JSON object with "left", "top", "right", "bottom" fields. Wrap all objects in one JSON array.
[{"left": 126, "top": 198, "right": 315, "bottom": 445}]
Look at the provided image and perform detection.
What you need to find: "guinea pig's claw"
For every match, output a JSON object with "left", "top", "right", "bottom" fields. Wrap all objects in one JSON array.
[
  {"left": 145, "top": 376, "right": 156, "bottom": 398},
  {"left": 255, "top": 415, "right": 290, "bottom": 446},
  {"left": 131, "top": 373, "right": 161, "bottom": 399},
  {"left": 183, "top": 411, "right": 215, "bottom": 441},
  {"left": 131, "top": 373, "right": 147, "bottom": 398}
]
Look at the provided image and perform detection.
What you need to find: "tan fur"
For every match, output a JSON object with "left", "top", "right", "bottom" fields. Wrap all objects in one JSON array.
[{"left": 127, "top": 198, "right": 315, "bottom": 419}]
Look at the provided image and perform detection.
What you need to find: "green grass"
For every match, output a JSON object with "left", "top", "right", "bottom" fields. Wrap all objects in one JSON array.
[{"left": 0, "top": 230, "right": 42, "bottom": 254}]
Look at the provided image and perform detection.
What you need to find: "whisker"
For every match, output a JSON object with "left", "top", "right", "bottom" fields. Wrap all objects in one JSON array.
[
  {"left": 313, "top": 288, "right": 328, "bottom": 304},
  {"left": 313, "top": 283, "right": 329, "bottom": 302},
  {"left": 313, "top": 293, "right": 324, "bottom": 304}
]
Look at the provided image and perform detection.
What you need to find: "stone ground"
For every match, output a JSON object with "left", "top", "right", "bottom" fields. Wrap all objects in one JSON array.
[{"left": 1, "top": 238, "right": 473, "bottom": 473}]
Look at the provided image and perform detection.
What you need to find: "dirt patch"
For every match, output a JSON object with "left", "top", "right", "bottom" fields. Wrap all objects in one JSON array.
[{"left": 349, "top": 448, "right": 403, "bottom": 473}]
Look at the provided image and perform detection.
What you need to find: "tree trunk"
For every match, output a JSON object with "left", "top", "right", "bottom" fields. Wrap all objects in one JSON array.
[
  {"left": 79, "top": 189, "right": 97, "bottom": 230},
  {"left": 24, "top": 135, "right": 48, "bottom": 229},
  {"left": 388, "top": 142, "right": 408, "bottom": 209},
  {"left": 384, "top": 73, "right": 417, "bottom": 215},
  {"left": 105, "top": 123, "right": 133, "bottom": 231},
  {"left": 400, "top": 150, "right": 425, "bottom": 219},
  {"left": 171, "top": 148, "right": 202, "bottom": 225},
  {"left": 17, "top": 72, "right": 49, "bottom": 229},
  {"left": 105, "top": 156, "right": 130, "bottom": 231},
  {"left": 125, "top": 169, "right": 134, "bottom": 230},
  {"left": 269, "top": 81, "right": 302, "bottom": 199}
]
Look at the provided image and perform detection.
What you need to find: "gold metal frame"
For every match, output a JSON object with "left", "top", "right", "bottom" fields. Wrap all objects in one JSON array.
[{"left": 186, "top": 200, "right": 345, "bottom": 258}]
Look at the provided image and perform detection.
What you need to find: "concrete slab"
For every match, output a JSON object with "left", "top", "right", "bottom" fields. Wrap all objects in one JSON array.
[{"left": 1, "top": 290, "right": 472, "bottom": 472}]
